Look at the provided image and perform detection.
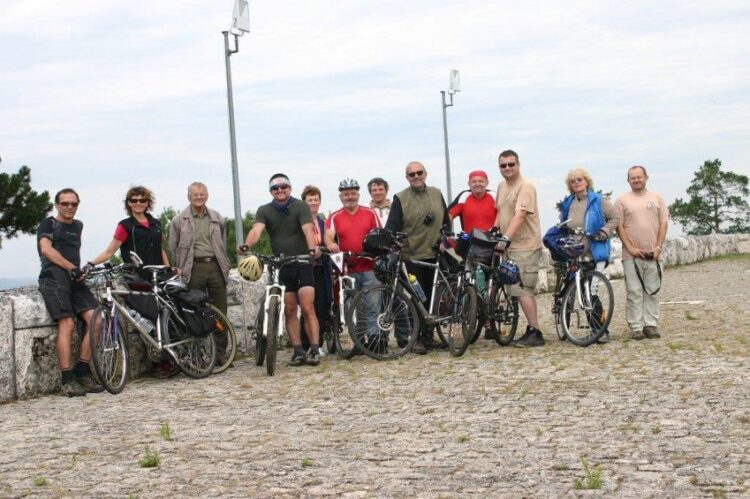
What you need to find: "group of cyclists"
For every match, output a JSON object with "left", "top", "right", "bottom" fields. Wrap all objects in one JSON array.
[{"left": 39, "top": 148, "right": 669, "bottom": 396}]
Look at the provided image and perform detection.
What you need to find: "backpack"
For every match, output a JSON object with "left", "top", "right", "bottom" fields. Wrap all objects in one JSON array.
[{"left": 173, "top": 289, "right": 218, "bottom": 337}]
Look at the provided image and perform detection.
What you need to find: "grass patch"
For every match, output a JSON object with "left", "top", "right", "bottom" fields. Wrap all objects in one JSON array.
[
  {"left": 457, "top": 434, "right": 469, "bottom": 443},
  {"left": 684, "top": 311, "right": 698, "bottom": 321},
  {"left": 301, "top": 457, "right": 313, "bottom": 468},
  {"left": 32, "top": 477, "right": 48, "bottom": 487},
  {"left": 160, "top": 421, "right": 173, "bottom": 441},
  {"left": 574, "top": 458, "right": 603, "bottom": 490},
  {"left": 138, "top": 447, "right": 160, "bottom": 468}
]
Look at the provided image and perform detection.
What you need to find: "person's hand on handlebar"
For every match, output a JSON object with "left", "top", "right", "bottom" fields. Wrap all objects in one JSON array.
[
  {"left": 309, "top": 247, "right": 321, "bottom": 259},
  {"left": 326, "top": 242, "right": 340, "bottom": 253}
]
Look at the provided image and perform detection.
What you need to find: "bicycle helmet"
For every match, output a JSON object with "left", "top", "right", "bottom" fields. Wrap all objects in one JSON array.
[
  {"left": 163, "top": 279, "right": 188, "bottom": 295},
  {"left": 543, "top": 225, "right": 570, "bottom": 262},
  {"left": 338, "top": 178, "right": 360, "bottom": 191},
  {"left": 496, "top": 261, "right": 521, "bottom": 285},
  {"left": 238, "top": 255, "right": 263, "bottom": 281},
  {"left": 559, "top": 236, "right": 585, "bottom": 258}
]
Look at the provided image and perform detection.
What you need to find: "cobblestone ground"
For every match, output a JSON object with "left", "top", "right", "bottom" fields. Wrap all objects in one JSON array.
[{"left": 1, "top": 256, "right": 749, "bottom": 498}]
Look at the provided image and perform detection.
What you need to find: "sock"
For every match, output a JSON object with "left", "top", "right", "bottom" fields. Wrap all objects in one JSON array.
[
  {"left": 310, "top": 343, "right": 319, "bottom": 353},
  {"left": 61, "top": 369, "right": 74, "bottom": 384},
  {"left": 293, "top": 345, "right": 305, "bottom": 355},
  {"left": 74, "top": 360, "right": 91, "bottom": 377}
]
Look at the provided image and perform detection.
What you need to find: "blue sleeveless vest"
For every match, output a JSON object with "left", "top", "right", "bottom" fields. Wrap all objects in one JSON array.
[{"left": 560, "top": 190, "right": 610, "bottom": 263}]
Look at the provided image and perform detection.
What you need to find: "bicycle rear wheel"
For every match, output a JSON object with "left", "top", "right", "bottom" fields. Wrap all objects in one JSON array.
[
  {"left": 266, "top": 295, "right": 281, "bottom": 376},
  {"left": 164, "top": 308, "right": 216, "bottom": 378},
  {"left": 434, "top": 281, "right": 476, "bottom": 357},
  {"left": 347, "top": 283, "right": 419, "bottom": 360},
  {"left": 560, "top": 270, "right": 613, "bottom": 347},
  {"left": 207, "top": 304, "right": 237, "bottom": 374},
  {"left": 488, "top": 283, "right": 519, "bottom": 346},
  {"left": 89, "top": 305, "right": 129, "bottom": 394}
]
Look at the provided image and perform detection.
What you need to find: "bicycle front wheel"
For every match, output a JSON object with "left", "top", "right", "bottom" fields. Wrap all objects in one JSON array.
[
  {"left": 434, "top": 281, "right": 476, "bottom": 357},
  {"left": 254, "top": 303, "right": 266, "bottom": 366},
  {"left": 207, "top": 304, "right": 237, "bottom": 374},
  {"left": 560, "top": 270, "right": 614, "bottom": 347},
  {"left": 334, "top": 291, "right": 358, "bottom": 359},
  {"left": 266, "top": 295, "right": 282, "bottom": 376},
  {"left": 347, "top": 283, "right": 419, "bottom": 360},
  {"left": 164, "top": 308, "right": 216, "bottom": 378},
  {"left": 89, "top": 305, "right": 129, "bottom": 394},
  {"left": 488, "top": 283, "right": 519, "bottom": 346}
]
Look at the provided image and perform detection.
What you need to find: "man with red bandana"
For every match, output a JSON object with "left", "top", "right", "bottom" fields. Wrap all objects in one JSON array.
[{"left": 448, "top": 170, "right": 497, "bottom": 233}]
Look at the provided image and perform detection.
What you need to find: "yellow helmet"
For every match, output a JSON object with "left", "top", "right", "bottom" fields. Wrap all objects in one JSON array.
[{"left": 238, "top": 255, "right": 263, "bottom": 281}]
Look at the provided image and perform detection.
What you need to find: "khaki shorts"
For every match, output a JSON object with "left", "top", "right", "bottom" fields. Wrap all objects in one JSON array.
[{"left": 506, "top": 248, "right": 542, "bottom": 297}]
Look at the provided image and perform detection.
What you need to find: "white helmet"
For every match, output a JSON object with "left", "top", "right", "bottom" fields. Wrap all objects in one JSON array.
[
  {"left": 338, "top": 178, "right": 360, "bottom": 191},
  {"left": 238, "top": 255, "right": 263, "bottom": 281}
]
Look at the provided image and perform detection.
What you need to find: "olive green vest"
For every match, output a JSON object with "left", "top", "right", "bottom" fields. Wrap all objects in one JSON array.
[{"left": 396, "top": 186, "right": 445, "bottom": 260}]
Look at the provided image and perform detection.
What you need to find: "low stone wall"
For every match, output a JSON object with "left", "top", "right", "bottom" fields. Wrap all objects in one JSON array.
[{"left": 1, "top": 233, "right": 748, "bottom": 402}]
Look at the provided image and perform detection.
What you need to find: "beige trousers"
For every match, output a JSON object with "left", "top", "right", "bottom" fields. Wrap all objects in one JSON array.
[{"left": 623, "top": 259, "right": 661, "bottom": 333}]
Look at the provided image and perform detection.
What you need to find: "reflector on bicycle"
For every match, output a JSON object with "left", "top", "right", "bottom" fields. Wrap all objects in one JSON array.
[{"left": 330, "top": 252, "right": 345, "bottom": 272}]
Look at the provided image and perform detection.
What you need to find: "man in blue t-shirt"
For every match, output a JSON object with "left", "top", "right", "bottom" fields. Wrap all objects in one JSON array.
[{"left": 37, "top": 188, "right": 103, "bottom": 397}]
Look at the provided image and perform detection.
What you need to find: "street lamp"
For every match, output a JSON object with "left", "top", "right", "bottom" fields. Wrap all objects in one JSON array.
[
  {"left": 223, "top": 0, "right": 250, "bottom": 249},
  {"left": 441, "top": 69, "right": 460, "bottom": 202}
]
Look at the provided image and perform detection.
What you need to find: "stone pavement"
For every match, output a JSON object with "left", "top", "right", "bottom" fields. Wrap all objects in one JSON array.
[{"left": 1, "top": 255, "right": 749, "bottom": 498}]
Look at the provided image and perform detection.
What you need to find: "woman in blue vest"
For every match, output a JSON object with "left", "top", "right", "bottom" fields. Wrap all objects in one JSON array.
[{"left": 559, "top": 168, "right": 619, "bottom": 342}]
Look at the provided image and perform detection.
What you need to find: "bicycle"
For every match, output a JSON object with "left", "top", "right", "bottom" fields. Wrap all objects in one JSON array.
[
  {"left": 249, "top": 251, "right": 314, "bottom": 376},
  {"left": 347, "top": 228, "right": 476, "bottom": 360},
  {"left": 87, "top": 259, "right": 217, "bottom": 393},
  {"left": 546, "top": 221, "right": 614, "bottom": 346}
]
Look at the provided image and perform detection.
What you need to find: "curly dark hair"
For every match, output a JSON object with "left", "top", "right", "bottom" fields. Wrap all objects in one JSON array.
[{"left": 123, "top": 185, "right": 155, "bottom": 215}]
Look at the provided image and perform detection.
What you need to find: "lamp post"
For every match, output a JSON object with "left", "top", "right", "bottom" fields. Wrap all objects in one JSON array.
[
  {"left": 223, "top": 0, "right": 250, "bottom": 249},
  {"left": 441, "top": 69, "right": 460, "bottom": 202}
]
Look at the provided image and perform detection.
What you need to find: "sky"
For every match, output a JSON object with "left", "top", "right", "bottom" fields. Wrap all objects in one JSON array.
[{"left": 1, "top": 0, "right": 749, "bottom": 279}]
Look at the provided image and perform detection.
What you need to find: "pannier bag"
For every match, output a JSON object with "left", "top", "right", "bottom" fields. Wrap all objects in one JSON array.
[
  {"left": 174, "top": 289, "right": 218, "bottom": 337},
  {"left": 125, "top": 294, "right": 159, "bottom": 321}
]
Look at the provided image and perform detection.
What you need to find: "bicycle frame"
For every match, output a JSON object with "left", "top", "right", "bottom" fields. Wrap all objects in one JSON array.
[{"left": 260, "top": 265, "right": 286, "bottom": 342}]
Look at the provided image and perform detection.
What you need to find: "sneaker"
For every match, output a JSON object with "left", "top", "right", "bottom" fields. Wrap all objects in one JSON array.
[
  {"left": 643, "top": 326, "right": 661, "bottom": 339},
  {"left": 630, "top": 330, "right": 645, "bottom": 340},
  {"left": 288, "top": 351, "right": 306, "bottom": 367},
  {"left": 60, "top": 379, "right": 86, "bottom": 397},
  {"left": 512, "top": 327, "right": 545, "bottom": 348},
  {"left": 512, "top": 326, "right": 533, "bottom": 345},
  {"left": 306, "top": 350, "right": 321, "bottom": 366},
  {"left": 76, "top": 375, "right": 105, "bottom": 393},
  {"left": 597, "top": 331, "right": 610, "bottom": 344},
  {"left": 412, "top": 340, "right": 428, "bottom": 355},
  {"left": 318, "top": 347, "right": 327, "bottom": 358}
]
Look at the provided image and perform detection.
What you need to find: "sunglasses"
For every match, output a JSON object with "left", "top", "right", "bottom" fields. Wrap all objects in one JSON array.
[
  {"left": 270, "top": 184, "right": 290, "bottom": 191},
  {"left": 58, "top": 202, "right": 79, "bottom": 208},
  {"left": 499, "top": 162, "right": 516, "bottom": 169},
  {"left": 129, "top": 198, "right": 148, "bottom": 204},
  {"left": 407, "top": 170, "right": 425, "bottom": 178}
]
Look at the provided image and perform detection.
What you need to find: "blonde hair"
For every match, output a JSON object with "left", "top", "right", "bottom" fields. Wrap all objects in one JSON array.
[{"left": 565, "top": 168, "right": 594, "bottom": 193}]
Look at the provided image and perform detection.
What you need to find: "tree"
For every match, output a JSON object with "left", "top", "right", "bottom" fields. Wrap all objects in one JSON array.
[
  {"left": 669, "top": 159, "right": 750, "bottom": 235},
  {"left": 226, "top": 211, "right": 272, "bottom": 265},
  {"left": 158, "top": 205, "right": 176, "bottom": 257},
  {"left": 0, "top": 163, "right": 52, "bottom": 249}
]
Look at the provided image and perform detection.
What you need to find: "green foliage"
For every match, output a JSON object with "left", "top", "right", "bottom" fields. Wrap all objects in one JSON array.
[
  {"left": 138, "top": 446, "right": 160, "bottom": 468},
  {"left": 574, "top": 458, "right": 603, "bottom": 490},
  {"left": 158, "top": 206, "right": 176, "bottom": 258},
  {"left": 670, "top": 159, "right": 750, "bottom": 235},
  {"left": 0, "top": 164, "right": 52, "bottom": 249},
  {"left": 32, "top": 477, "right": 48, "bottom": 487},
  {"left": 159, "top": 421, "right": 173, "bottom": 441},
  {"left": 301, "top": 457, "right": 313, "bottom": 468},
  {"left": 226, "top": 211, "right": 272, "bottom": 265}
]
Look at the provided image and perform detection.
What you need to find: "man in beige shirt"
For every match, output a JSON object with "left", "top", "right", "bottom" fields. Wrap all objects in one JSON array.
[
  {"left": 615, "top": 166, "right": 669, "bottom": 340},
  {"left": 494, "top": 150, "right": 545, "bottom": 347}
]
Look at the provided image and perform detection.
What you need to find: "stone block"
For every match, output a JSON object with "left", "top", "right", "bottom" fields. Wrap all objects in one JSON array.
[
  {"left": 8, "top": 288, "right": 55, "bottom": 330},
  {"left": 14, "top": 324, "right": 80, "bottom": 398},
  {"left": 0, "top": 296, "right": 17, "bottom": 402}
]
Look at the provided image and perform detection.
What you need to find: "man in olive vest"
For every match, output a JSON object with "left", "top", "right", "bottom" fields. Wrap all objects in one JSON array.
[{"left": 386, "top": 161, "right": 449, "bottom": 354}]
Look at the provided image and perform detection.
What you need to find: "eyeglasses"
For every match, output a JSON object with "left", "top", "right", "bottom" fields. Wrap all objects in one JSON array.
[
  {"left": 129, "top": 198, "right": 148, "bottom": 204},
  {"left": 407, "top": 170, "right": 425, "bottom": 178},
  {"left": 270, "top": 184, "right": 290, "bottom": 191},
  {"left": 569, "top": 177, "right": 585, "bottom": 183},
  {"left": 499, "top": 162, "right": 516, "bottom": 169},
  {"left": 58, "top": 202, "right": 79, "bottom": 208}
]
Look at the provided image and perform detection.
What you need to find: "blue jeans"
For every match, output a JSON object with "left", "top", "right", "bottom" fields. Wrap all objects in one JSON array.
[{"left": 351, "top": 271, "right": 379, "bottom": 338}]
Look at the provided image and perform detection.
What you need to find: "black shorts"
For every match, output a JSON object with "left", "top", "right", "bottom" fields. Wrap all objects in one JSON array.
[
  {"left": 279, "top": 263, "right": 315, "bottom": 293},
  {"left": 38, "top": 267, "right": 98, "bottom": 320}
]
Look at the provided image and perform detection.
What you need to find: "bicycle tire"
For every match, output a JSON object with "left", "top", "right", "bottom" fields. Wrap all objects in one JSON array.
[
  {"left": 207, "top": 304, "right": 237, "bottom": 374},
  {"left": 164, "top": 308, "right": 216, "bottom": 378},
  {"left": 434, "top": 281, "right": 476, "bottom": 357},
  {"left": 488, "top": 283, "right": 519, "bottom": 346},
  {"left": 254, "top": 304, "right": 266, "bottom": 366},
  {"left": 560, "top": 270, "right": 613, "bottom": 347},
  {"left": 554, "top": 282, "right": 571, "bottom": 341},
  {"left": 347, "top": 283, "right": 419, "bottom": 360},
  {"left": 266, "top": 295, "right": 281, "bottom": 376},
  {"left": 89, "top": 305, "right": 129, "bottom": 394},
  {"left": 334, "top": 292, "right": 358, "bottom": 359}
]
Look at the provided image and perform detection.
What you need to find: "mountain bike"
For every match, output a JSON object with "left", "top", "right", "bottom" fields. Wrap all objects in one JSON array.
[
  {"left": 250, "top": 252, "right": 313, "bottom": 376},
  {"left": 87, "top": 259, "right": 216, "bottom": 393},
  {"left": 348, "top": 228, "right": 476, "bottom": 360},
  {"left": 549, "top": 222, "right": 614, "bottom": 346}
]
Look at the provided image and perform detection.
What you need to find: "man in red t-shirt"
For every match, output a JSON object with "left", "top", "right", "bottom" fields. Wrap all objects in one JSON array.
[
  {"left": 325, "top": 178, "right": 381, "bottom": 345},
  {"left": 448, "top": 170, "right": 497, "bottom": 233}
]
